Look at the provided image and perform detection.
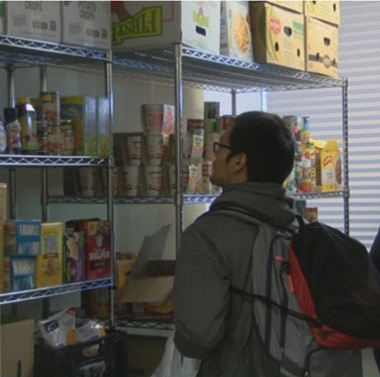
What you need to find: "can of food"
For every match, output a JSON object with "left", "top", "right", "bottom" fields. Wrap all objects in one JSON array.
[
  {"left": 47, "top": 125, "right": 63, "bottom": 155},
  {"left": 61, "top": 120, "right": 75, "bottom": 155},
  {"left": 37, "top": 132, "right": 48, "bottom": 155},
  {"left": 40, "top": 92, "right": 60, "bottom": 126}
]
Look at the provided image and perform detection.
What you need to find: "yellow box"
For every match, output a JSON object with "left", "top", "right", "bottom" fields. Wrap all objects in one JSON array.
[
  {"left": 305, "top": 17, "right": 338, "bottom": 77},
  {"left": 35, "top": 222, "right": 63, "bottom": 288},
  {"left": 304, "top": 1, "right": 340, "bottom": 26},
  {"left": 250, "top": 2, "right": 305, "bottom": 71},
  {"left": 321, "top": 139, "right": 342, "bottom": 192},
  {"left": 268, "top": 1, "right": 303, "bottom": 13},
  {"left": 61, "top": 96, "right": 97, "bottom": 156}
]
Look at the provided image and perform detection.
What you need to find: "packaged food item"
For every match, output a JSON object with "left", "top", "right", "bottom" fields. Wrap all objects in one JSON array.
[
  {"left": 17, "top": 97, "right": 38, "bottom": 155},
  {"left": 321, "top": 139, "right": 342, "bottom": 192},
  {"left": 4, "top": 107, "right": 22, "bottom": 154}
]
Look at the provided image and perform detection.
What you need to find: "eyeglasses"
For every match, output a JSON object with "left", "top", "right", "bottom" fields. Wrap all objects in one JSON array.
[{"left": 213, "top": 141, "right": 235, "bottom": 153}]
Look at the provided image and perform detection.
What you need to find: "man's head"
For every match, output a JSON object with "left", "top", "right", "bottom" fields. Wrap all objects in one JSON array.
[{"left": 210, "top": 111, "right": 295, "bottom": 187}]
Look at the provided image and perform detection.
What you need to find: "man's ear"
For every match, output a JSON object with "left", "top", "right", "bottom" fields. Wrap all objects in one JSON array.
[{"left": 233, "top": 152, "right": 247, "bottom": 173}]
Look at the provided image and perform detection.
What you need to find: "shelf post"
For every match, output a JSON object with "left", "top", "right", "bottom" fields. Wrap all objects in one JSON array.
[
  {"left": 342, "top": 78, "right": 349, "bottom": 235},
  {"left": 174, "top": 43, "right": 184, "bottom": 256}
]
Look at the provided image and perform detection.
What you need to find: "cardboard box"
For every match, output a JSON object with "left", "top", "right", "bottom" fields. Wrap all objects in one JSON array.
[
  {"left": 96, "top": 96, "right": 111, "bottom": 157},
  {"left": 1, "top": 317, "right": 34, "bottom": 377},
  {"left": 61, "top": 1, "right": 111, "bottom": 49},
  {"left": 35, "top": 222, "right": 63, "bottom": 288},
  {"left": 64, "top": 231, "right": 85, "bottom": 283},
  {"left": 304, "top": 1, "right": 340, "bottom": 26},
  {"left": 10, "top": 256, "right": 35, "bottom": 291},
  {"left": 220, "top": 1, "right": 254, "bottom": 63},
  {"left": 79, "top": 220, "right": 111, "bottom": 280},
  {"left": 250, "top": 2, "right": 305, "bottom": 71},
  {"left": 5, "top": 1, "right": 60, "bottom": 43},
  {"left": 267, "top": 1, "right": 303, "bottom": 13},
  {"left": 60, "top": 96, "right": 97, "bottom": 156},
  {"left": 8, "top": 219, "right": 41, "bottom": 256},
  {"left": 305, "top": 17, "right": 338, "bottom": 77},
  {"left": 111, "top": 1, "right": 221, "bottom": 55}
]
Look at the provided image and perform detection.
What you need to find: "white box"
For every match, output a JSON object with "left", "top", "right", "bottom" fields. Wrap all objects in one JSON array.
[
  {"left": 220, "top": 1, "right": 254, "bottom": 62},
  {"left": 61, "top": 1, "right": 111, "bottom": 50},
  {"left": 5, "top": 1, "right": 60, "bottom": 43},
  {"left": 111, "top": 1, "right": 221, "bottom": 55}
]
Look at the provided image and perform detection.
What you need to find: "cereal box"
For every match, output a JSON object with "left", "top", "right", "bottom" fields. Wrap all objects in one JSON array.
[
  {"left": 35, "top": 222, "right": 63, "bottom": 288},
  {"left": 60, "top": 96, "right": 97, "bottom": 156},
  {"left": 77, "top": 220, "right": 111, "bottom": 280},
  {"left": 14, "top": 220, "right": 41, "bottom": 256},
  {"left": 64, "top": 231, "right": 85, "bottom": 283},
  {"left": 10, "top": 256, "right": 35, "bottom": 291}
]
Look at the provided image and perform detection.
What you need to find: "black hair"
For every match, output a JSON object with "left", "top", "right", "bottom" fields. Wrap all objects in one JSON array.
[{"left": 228, "top": 111, "right": 295, "bottom": 184}]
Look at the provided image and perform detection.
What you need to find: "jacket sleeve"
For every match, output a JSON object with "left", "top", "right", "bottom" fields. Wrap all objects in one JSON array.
[{"left": 173, "top": 221, "right": 230, "bottom": 359}]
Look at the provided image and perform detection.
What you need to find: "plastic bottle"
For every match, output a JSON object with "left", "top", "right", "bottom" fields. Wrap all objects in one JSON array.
[
  {"left": 0, "top": 118, "right": 7, "bottom": 154},
  {"left": 17, "top": 97, "right": 38, "bottom": 155},
  {"left": 3, "top": 107, "right": 22, "bottom": 154}
]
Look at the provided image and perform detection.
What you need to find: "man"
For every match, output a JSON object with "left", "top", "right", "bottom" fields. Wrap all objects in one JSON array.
[{"left": 173, "top": 111, "right": 296, "bottom": 376}]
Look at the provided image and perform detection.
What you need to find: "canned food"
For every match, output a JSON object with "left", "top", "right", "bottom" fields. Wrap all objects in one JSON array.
[{"left": 40, "top": 92, "right": 60, "bottom": 126}]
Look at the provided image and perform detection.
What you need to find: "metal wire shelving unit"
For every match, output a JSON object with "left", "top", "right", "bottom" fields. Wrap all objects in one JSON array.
[{"left": 0, "top": 35, "right": 115, "bottom": 320}]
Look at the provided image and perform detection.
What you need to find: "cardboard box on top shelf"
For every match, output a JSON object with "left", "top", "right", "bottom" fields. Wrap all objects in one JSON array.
[
  {"left": 305, "top": 17, "right": 338, "bottom": 78},
  {"left": 111, "top": 1, "right": 221, "bottom": 55},
  {"left": 304, "top": 1, "right": 340, "bottom": 27},
  {"left": 5, "top": 1, "right": 60, "bottom": 43},
  {"left": 220, "top": 1, "right": 254, "bottom": 63},
  {"left": 250, "top": 2, "right": 305, "bottom": 71},
  {"left": 121, "top": 224, "right": 175, "bottom": 319},
  {"left": 1, "top": 317, "right": 34, "bottom": 377},
  {"left": 61, "top": 1, "right": 111, "bottom": 49},
  {"left": 267, "top": 1, "right": 303, "bottom": 14},
  {"left": 60, "top": 96, "right": 97, "bottom": 156}
]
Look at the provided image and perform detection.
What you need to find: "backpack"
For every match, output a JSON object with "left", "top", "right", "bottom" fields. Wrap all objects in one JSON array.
[{"left": 213, "top": 207, "right": 380, "bottom": 377}]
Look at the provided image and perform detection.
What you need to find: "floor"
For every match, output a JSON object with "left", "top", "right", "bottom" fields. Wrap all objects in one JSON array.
[{"left": 363, "top": 349, "right": 380, "bottom": 377}]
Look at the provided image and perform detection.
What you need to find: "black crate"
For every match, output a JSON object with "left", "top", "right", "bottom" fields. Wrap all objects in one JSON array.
[{"left": 34, "top": 329, "right": 128, "bottom": 377}]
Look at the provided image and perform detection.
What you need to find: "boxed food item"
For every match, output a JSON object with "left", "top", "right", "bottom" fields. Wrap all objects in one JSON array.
[
  {"left": 61, "top": 1, "right": 111, "bottom": 49},
  {"left": 267, "top": 1, "right": 303, "bottom": 13},
  {"left": 60, "top": 96, "right": 97, "bottom": 156},
  {"left": 96, "top": 96, "right": 111, "bottom": 157},
  {"left": 5, "top": 1, "right": 60, "bottom": 43},
  {"left": 250, "top": 2, "right": 305, "bottom": 71},
  {"left": 321, "top": 139, "right": 342, "bottom": 192},
  {"left": 304, "top": 1, "right": 340, "bottom": 26},
  {"left": 5, "top": 219, "right": 41, "bottom": 256},
  {"left": 35, "top": 222, "right": 63, "bottom": 288},
  {"left": 111, "top": 1, "right": 221, "bottom": 55},
  {"left": 72, "top": 220, "right": 111, "bottom": 280},
  {"left": 1, "top": 317, "right": 35, "bottom": 377},
  {"left": 305, "top": 16, "right": 338, "bottom": 77},
  {"left": 10, "top": 256, "right": 35, "bottom": 291},
  {"left": 220, "top": 1, "right": 254, "bottom": 62},
  {"left": 64, "top": 231, "right": 85, "bottom": 283}
]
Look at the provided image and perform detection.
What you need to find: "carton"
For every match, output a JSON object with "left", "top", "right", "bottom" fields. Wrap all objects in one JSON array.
[
  {"left": 304, "top": 1, "right": 340, "bottom": 26},
  {"left": 121, "top": 260, "right": 175, "bottom": 317},
  {"left": 305, "top": 17, "right": 338, "bottom": 77},
  {"left": 320, "top": 139, "right": 342, "bottom": 192},
  {"left": 60, "top": 96, "right": 97, "bottom": 156},
  {"left": 96, "top": 96, "right": 111, "bottom": 157},
  {"left": 220, "top": 1, "right": 254, "bottom": 63},
  {"left": 64, "top": 231, "right": 85, "bottom": 283},
  {"left": 267, "top": 1, "right": 303, "bottom": 13},
  {"left": 35, "top": 222, "right": 63, "bottom": 288},
  {"left": 5, "top": 1, "right": 60, "bottom": 43},
  {"left": 12, "top": 219, "right": 41, "bottom": 256},
  {"left": 250, "top": 2, "right": 305, "bottom": 71},
  {"left": 111, "top": 1, "right": 221, "bottom": 55},
  {"left": 1, "top": 317, "right": 34, "bottom": 377},
  {"left": 61, "top": 1, "right": 111, "bottom": 49},
  {"left": 78, "top": 220, "right": 111, "bottom": 280},
  {"left": 10, "top": 256, "right": 35, "bottom": 291}
]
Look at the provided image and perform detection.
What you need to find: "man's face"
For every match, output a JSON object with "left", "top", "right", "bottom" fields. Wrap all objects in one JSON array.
[{"left": 210, "top": 126, "right": 236, "bottom": 187}]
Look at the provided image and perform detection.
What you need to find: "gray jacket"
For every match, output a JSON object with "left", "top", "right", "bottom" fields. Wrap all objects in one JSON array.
[{"left": 173, "top": 182, "right": 296, "bottom": 377}]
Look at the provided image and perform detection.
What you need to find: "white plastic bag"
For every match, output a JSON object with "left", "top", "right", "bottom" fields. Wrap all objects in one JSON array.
[{"left": 151, "top": 333, "right": 199, "bottom": 377}]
